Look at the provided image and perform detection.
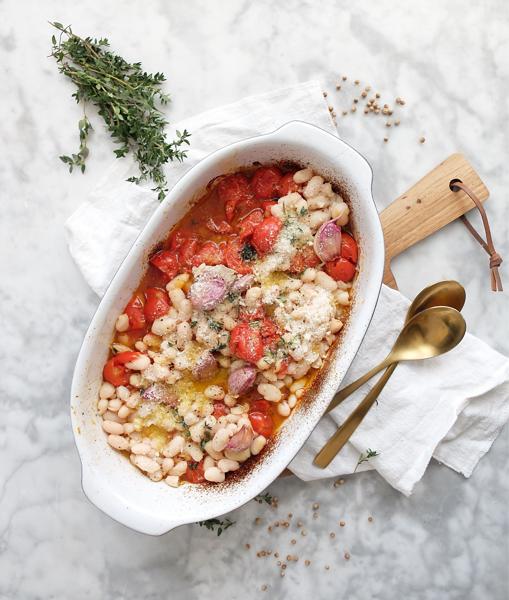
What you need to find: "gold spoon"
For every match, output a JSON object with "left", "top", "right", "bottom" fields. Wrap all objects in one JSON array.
[
  {"left": 314, "top": 305, "right": 466, "bottom": 468},
  {"left": 325, "top": 280, "right": 466, "bottom": 414}
]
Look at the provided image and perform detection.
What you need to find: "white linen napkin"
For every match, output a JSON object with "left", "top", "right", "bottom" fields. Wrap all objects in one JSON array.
[{"left": 66, "top": 81, "right": 509, "bottom": 495}]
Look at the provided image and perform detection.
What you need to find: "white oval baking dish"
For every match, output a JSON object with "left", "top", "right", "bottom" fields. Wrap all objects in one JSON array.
[{"left": 70, "top": 121, "right": 384, "bottom": 535}]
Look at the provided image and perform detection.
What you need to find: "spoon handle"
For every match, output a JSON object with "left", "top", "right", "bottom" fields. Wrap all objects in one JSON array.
[
  {"left": 325, "top": 357, "right": 391, "bottom": 414},
  {"left": 314, "top": 362, "right": 398, "bottom": 468}
]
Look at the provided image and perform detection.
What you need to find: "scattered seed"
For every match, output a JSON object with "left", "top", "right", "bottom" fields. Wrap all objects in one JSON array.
[
  {"left": 281, "top": 563, "right": 287, "bottom": 570},
  {"left": 245, "top": 543, "right": 251, "bottom": 549},
  {"left": 280, "top": 571, "right": 285, "bottom": 578},
  {"left": 323, "top": 91, "right": 328, "bottom": 98},
  {"left": 368, "top": 516, "right": 373, "bottom": 522},
  {"left": 297, "top": 521, "right": 303, "bottom": 528},
  {"left": 364, "top": 86, "right": 371, "bottom": 92},
  {"left": 342, "top": 75, "right": 347, "bottom": 81},
  {"left": 375, "top": 92, "right": 381, "bottom": 98},
  {"left": 396, "top": 97, "right": 405, "bottom": 105},
  {"left": 330, "top": 532, "right": 336, "bottom": 538},
  {"left": 261, "top": 585, "right": 268, "bottom": 592},
  {"left": 383, "top": 137, "right": 389, "bottom": 142},
  {"left": 305, "top": 559, "right": 311, "bottom": 566},
  {"left": 342, "top": 111, "right": 348, "bottom": 116},
  {"left": 313, "top": 503, "right": 320, "bottom": 510},
  {"left": 325, "top": 565, "right": 330, "bottom": 570},
  {"left": 336, "top": 84, "right": 341, "bottom": 90},
  {"left": 419, "top": 136, "right": 426, "bottom": 143},
  {"left": 301, "top": 530, "right": 307, "bottom": 536},
  {"left": 291, "top": 539, "right": 297, "bottom": 545},
  {"left": 363, "top": 109, "right": 369, "bottom": 114},
  {"left": 255, "top": 517, "right": 262, "bottom": 525},
  {"left": 313, "top": 512, "right": 319, "bottom": 519},
  {"left": 386, "top": 121, "right": 392, "bottom": 127},
  {"left": 344, "top": 552, "right": 351, "bottom": 560},
  {"left": 354, "top": 79, "right": 360, "bottom": 85},
  {"left": 274, "top": 552, "right": 279, "bottom": 558},
  {"left": 339, "top": 520, "right": 346, "bottom": 527},
  {"left": 328, "top": 105, "right": 334, "bottom": 112},
  {"left": 394, "top": 120, "right": 400, "bottom": 126},
  {"left": 277, "top": 560, "right": 281, "bottom": 566},
  {"left": 361, "top": 90, "right": 367, "bottom": 98},
  {"left": 288, "top": 513, "right": 293, "bottom": 519},
  {"left": 267, "top": 526, "right": 272, "bottom": 532}
]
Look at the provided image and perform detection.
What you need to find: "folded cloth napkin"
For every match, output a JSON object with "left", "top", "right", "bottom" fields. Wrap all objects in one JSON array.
[{"left": 66, "top": 81, "right": 509, "bottom": 495}]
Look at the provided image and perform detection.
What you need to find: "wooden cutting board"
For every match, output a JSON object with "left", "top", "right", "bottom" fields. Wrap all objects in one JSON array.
[
  {"left": 279, "top": 153, "right": 489, "bottom": 478},
  {"left": 381, "top": 153, "right": 489, "bottom": 288}
]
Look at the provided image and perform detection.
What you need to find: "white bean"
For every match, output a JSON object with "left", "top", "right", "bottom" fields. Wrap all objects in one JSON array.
[
  {"left": 107, "top": 398, "right": 122, "bottom": 412},
  {"left": 178, "top": 299, "right": 193, "bottom": 322},
  {"left": 203, "top": 456, "right": 215, "bottom": 470},
  {"left": 217, "top": 458, "right": 239, "bottom": 473},
  {"left": 204, "top": 385, "right": 226, "bottom": 401},
  {"left": 168, "top": 288, "right": 185, "bottom": 310},
  {"left": 161, "top": 458, "right": 175, "bottom": 474},
  {"left": 116, "top": 385, "right": 130, "bottom": 401},
  {"left": 204, "top": 441, "right": 224, "bottom": 460},
  {"left": 224, "top": 448, "right": 251, "bottom": 462},
  {"left": 277, "top": 401, "right": 291, "bottom": 417},
  {"left": 303, "top": 175, "right": 324, "bottom": 199},
  {"left": 176, "top": 322, "right": 192, "bottom": 349},
  {"left": 290, "top": 378, "right": 306, "bottom": 393},
  {"left": 245, "top": 287, "right": 262, "bottom": 307},
  {"left": 335, "top": 290, "right": 350, "bottom": 306},
  {"left": 293, "top": 168, "right": 314, "bottom": 184},
  {"left": 131, "top": 442, "right": 151, "bottom": 455},
  {"left": 115, "top": 313, "right": 129, "bottom": 333},
  {"left": 102, "top": 420, "right": 124, "bottom": 435},
  {"left": 131, "top": 454, "right": 160, "bottom": 474},
  {"left": 125, "top": 354, "right": 151, "bottom": 371},
  {"left": 330, "top": 200, "right": 350, "bottom": 225},
  {"left": 184, "top": 411, "right": 199, "bottom": 426},
  {"left": 211, "top": 428, "right": 230, "bottom": 453},
  {"left": 330, "top": 318, "right": 344, "bottom": 333},
  {"left": 151, "top": 316, "right": 177, "bottom": 336},
  {"left": 308, "top": 209, "right": 331, "bottom": 230},
  {"left": 315, "top": 271, "right": 337, "bottom": 291},
  {"left": 307, "top": 194, "right": 330, "bottom": 210},
  {"left": 257, "top": 383, "right": 282, "bottom": 402},
  {"left": 107, "top": 434, "right": 129, "bottom": 451},
  {"left": 166, "top": 435, "right": 185, "bottom": 457},
  {"left": 117, "top": 405, "right": 130, "bottom": 420},
  {"left": 250, "top": 435, "right": 267, "bottom": 456},
  {"left": 97, "top": 398, "right": 108, "bottom": 415},
  {"left": 166, "top": 273, "right": 190, "bottom": 290},
  {"left": 169, "top": 460, "right": 188, "bottom": 476},
  {"left": 123, "top": 423, "right": 135, "bottom": 434},
  {"left": 204, "top": 467, "right": 225, "bottom": 483},
  {"left": 165, "top": 475, "right": 180, "bottom": 488},
  {"left": 288, "top": 394, "right": 298, "bottom": 408},
  {"left": 149, "top": 470, "right": 163, "bottom": 482},
  {"left": 99, "top": 382, "right": 115, "bottom": 399}
]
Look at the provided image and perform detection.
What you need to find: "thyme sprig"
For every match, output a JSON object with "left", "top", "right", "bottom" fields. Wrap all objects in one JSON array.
[
  {"left": 197, "top": 518, "right": 236, "bottom": 536},
  {"left": 354, "top": 448, "right": 380, "bottom": 472},
  {"left": 50, "top": 22, "right": 190, "bottom": 200}
]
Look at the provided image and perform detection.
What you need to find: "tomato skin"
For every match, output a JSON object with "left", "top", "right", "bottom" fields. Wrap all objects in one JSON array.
[
  {"left": 325, "top": 257, "right": 357, "bottom": 282},
  {"left": 278, "top": 172, "right": 299, "bottom": 196},
  {"left": 217, "top": 174, "right": 252, "bottom": 222},
  {"left": 213, "top": 402, "right": 229, "bottom": 419},
  {"left": 184, "top": 460, "right": 206, "bottom": 483},
  {"left": 229, "top": 323, "right": 264, "bottom": 363},
  {"left": 251, "top": 217, "right": 282, "bottom": 255},
  {"left": 144, "top": 287, "right": 171, "bottom": 322},
  {"left": 178, "top": 238, "right": 200, "bottom": 271},
  {"left": 103, "top": 351, "right": 143, "bottom": 386},
  {"left": 340, "top": 233, "right": 358, "bottom": 264},
  {"left": 250, "top": 166, "right": 282, "bottom": 200},
  {"left": 249, "top": 399, "right": 271, "bottom": 414},
  {"left": 288, "top": 246, "right": 321, "bottom": 273},
  {"left": 260, "top": 318, "right": 280, "bottom": 349},
  {"left": 249, "top": 412, "right": 274, "bottom": 438},
  {"left": 149, "top": 250, "right": 179, "bottom": 281},
  {"left": 206, "top": 217, "right": 233, "bottom": 235},
  {"left": 224, "top": 238, "right": 252, "bottom": 275},
  {"left": 192, "top": 241, "right": 225, "bottom": 267},
  {"left": 125, "top": 294, "right": 146, "bottom": 330},
  {"left": 238, "top": 209, "right": 264, "bottom": 240}
]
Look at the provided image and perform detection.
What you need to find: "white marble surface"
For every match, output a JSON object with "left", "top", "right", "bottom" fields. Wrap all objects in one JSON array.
[{"left": 1, "top": 1, "right": 508, "bottom": 598}]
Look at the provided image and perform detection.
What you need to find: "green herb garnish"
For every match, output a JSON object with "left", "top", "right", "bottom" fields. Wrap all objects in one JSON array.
[
  {"left": 240, "top": 243, "right": 257, "bottom": 262},
  {"left": 208, "top": 319, "right": 223, "bottom": 332},
  {"left": 354, "top": 448, "right": 380, "bottom": 472},
  {"left": 50, "top": 22, "right": 190, "bottom": 200},
  {"left": 197, "top": 518, "right": 236, "bottom": 536},
  {"left": 254, "top": 492, "right": 273, "bottom": 505}
]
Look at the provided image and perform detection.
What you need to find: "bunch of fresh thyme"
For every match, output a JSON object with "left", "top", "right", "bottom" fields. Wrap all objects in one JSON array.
[{"left": 50, "top": 22, "right": 190, "bottom": 200}]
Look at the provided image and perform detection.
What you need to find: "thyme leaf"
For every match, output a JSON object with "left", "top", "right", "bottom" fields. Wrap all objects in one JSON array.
[{"left": 197, "top": 518, "right": 236, "bottom": 536}]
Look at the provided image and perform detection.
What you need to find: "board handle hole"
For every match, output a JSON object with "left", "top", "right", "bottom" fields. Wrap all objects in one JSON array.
[{"left": 449, "top": 178, "right": 463, "bottom": 192}]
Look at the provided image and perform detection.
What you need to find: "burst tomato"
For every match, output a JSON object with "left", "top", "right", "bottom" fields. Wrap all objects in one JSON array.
[
  {"left": 178, "top": 237, "right": 200, "bottom": 271},
  {"left": 213, "top": 402, "right": 229, "bottom": 419},
  {"left": 229, "top": 322, "right": 264, "bottom": 363},
  {"left": 251, "top": 217, "right": 282, "bottom": 255},
  {"left": 249, "top": 399, "right": 271, "bottom": 414},
  {"left": 250, "top": 166, "right": 282, "bottom": 200},
  {"left": 325, "top": 257, "right": 357, "bottom": 282},
  {"left": 224, "top": 238, "right": 252, "bottom": 274},
  {"left": 261, "top": 200, "right": 278, "bottom": 217},
  {"left": 124, "top": 294, "right": 146, "bottom": 330},
  {"left": 260, "top": 318, "right": 280, "bottom": 349},
  {"left": 192, "top": 241, "right": 225, "bottom": 267},
  {"left": 144, "top": 287, "right": 171, "bottom": 322},
  {"left": 206, "top": 217, "right": 233, "bottom": 235},
  {"left": 238, "top": 209, "right": 264, "bottom": 240},
  {"left": 288, "top": 246, "right": 321, "bottom": 273},
  {"left": 184, "top": 460, "right": 206, "bottom": 483},
  {"left": 217, "top": 173, "right": 252, "bottom": 222},
  {"left": 103, "top": 351, "right": 143, "bottom": 387},
  {"left": 249, "top": 412, "right": 274, "bottom": 438},
  {"left": 340, "top": 232, "right": 358, "bottom": 264},
  {"left": 149, "top": 250, "right": 179, "bottom": 280},
  {"left": 278, "top": 172, "right": 299, "bottom": 195}
]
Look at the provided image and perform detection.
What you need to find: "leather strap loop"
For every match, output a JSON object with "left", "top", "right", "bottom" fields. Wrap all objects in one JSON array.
[{"left": 451, "top": 180, "right": 503, "bottom": 291}]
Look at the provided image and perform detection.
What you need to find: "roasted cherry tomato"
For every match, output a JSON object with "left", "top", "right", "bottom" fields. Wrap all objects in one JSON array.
[
  {"left": 192, "top": 241, "right": 225, "bottom": 267},
  {"left": 178, "top": 237, "right": 200, "bottom": 271},
  {"left": 260, "top": 317, "right": 280, "bottom": 349},
  {"left": 229, "top": 322, "right": 264, "bottom": 363},
  {"left": 278, "top": 172, "right": 299, "bottom": 196},
  {"left": 184, "top": 460, "right": 206, "bottom": 483},
  {"left": 212, "top": 402, "right": 230, "bottom": 419},
  {"left": 150, "top": 250, "right": 179, "bottom": 280},
  {"left": 251, "top": 216, "right": 282, "bottom": 255},
  {"left": 206, "top": 217, "right": 233, "bottom": 235},
  {"left": 238, "top": 209, "right": 264, "bottom": 240},
  {"left": 340, "top": 232, "right": 358, "bottom": 264},
  {"left": 276, "top": 357, "right": 290, "bottom": 377},
  {"left": 144, "top": 287, "right": 171, "bottom": 322},
  {"left": 250, "top": 166, "right": 282, "bottom": 200},
  {"left": 103, "top": 351, "right": 143, "bottom": 387},
  {"left": 325, "top": 257, "right": 357, "bottom": 282},
  {"left": 217, "top": 173, "right": 252, "bottom": 222},
  {"left": 168, "top": 228, "right": 194, "bottom": 251},
  {"left": 249, "top": 399, "right": 271, "bottom": 414},
  {"left": 288, "top": 246, "right": 321, "bottom": 273},
  {"left": 224, "top": 238, "right": 252, "bottom": 274},
  {"left": 124, "top": 293, "right": 146, "bottom": 330},
  {"left": 249, "top": 412, "right": 274, "bottom": 438}
]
